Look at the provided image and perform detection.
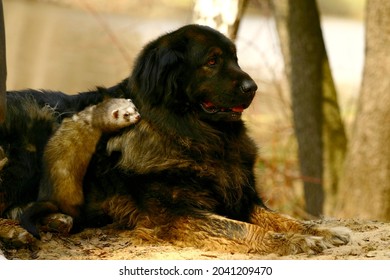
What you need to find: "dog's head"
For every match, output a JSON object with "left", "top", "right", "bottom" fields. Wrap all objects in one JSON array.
[{"left": 130, "top": 24, "right": 257, "bottom": 123}]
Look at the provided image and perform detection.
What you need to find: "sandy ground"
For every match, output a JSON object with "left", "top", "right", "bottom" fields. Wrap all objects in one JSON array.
[{"left": 1, "top": 218, "right": 390, "bottom": 260}]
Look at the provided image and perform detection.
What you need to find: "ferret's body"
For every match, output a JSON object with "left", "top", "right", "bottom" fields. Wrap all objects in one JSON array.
[{"left": 20, "top": 98, "right": 140, "bottom": 238}]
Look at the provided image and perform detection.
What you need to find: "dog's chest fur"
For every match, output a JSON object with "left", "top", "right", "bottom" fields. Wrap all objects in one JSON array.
[{"left": 105, "top": 120, "right": 258, "bottom": 218}]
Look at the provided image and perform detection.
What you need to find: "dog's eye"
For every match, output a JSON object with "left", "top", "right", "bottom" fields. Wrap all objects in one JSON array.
[{"left": 207, "top": 57, "right": 217, "bottom": 67}]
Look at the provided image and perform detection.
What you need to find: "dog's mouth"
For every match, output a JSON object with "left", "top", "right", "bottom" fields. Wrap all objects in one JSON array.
[{"left": 200, "top": 101, "right": 246, "bottom": 114}]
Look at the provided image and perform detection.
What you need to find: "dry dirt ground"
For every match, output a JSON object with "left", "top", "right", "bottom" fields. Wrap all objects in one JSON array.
[{"left": 1, "top": 218, "right": 390, "bottom": 260}]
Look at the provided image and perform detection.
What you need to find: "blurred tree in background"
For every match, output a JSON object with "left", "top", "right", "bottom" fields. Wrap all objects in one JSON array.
[
  {"left": 271, "top": 0, "right": 347, "bottom": 218},
  {"left": 192, "top": 0, "right": 247, "bottom": 40},
  {"left": 337, "top": 0, "right": 390, "bottom": 221}
]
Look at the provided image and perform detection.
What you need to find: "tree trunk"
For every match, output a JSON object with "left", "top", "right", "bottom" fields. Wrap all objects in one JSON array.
[
  {"left": 192, "top": 0, "right": 247, "bottom": 40},
  {"left": 271, "top": 0, "right": 347, "bottom": 217},
  {"left": 0, "top": 0, "right": 6, "bottom": 123},
  {"left": 337, "top": 0, "right": 390, "bottom": 220}
]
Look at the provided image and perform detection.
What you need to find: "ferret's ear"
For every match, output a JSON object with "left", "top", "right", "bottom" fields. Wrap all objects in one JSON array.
[{"left": 112, "top": 109, "right": 119, "bottom": 119}]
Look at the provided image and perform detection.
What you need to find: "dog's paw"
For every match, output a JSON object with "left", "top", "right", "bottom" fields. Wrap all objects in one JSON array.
[
  {"left": 40, "top": 213, "right": 73, "bottom": 235},
  {"left": 0, "top": 218, "right": 35, "bottom": 248},
  {"left": 275, "top": 226, "right": 351, "bottom": 255},
  {"left": 314, "top": 226, "right": 351, "bottom": 247},
  {"left": 271, "top": 232, "right": 328, "bottom": 255},
  {"left": 261, "top": 232, "right": 326, "bottom": 255}
]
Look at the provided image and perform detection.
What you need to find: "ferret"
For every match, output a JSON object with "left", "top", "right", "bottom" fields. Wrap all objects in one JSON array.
[{"left": 20, "top": 98, "right": 140, "bottom": 238}]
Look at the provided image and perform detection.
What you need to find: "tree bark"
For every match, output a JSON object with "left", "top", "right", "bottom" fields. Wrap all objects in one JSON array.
[
  {"left": 0, "top": 1, "right": 6, "bottom": 123},
  {"left": 337, "top": 0, "right": 390, "bottom": 220},
  {"left": 272, "top": 0, "right": 347, "bottom": 217},
  {"left": 192, "top": 0, "right": 247, "bottom": 40}
]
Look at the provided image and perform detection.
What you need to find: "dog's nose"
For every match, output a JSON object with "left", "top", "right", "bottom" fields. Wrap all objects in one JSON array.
[{"left": 240, "top": 79, "right": 258, "bottom": 94}]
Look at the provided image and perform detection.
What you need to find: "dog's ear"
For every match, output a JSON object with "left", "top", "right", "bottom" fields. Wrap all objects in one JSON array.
[{"left": 132, "top": 44, "right": 185, "bottom": 107}]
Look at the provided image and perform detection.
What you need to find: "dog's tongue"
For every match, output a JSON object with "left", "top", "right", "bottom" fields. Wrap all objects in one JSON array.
[
  {"left": 202, "top": 101, "right": 245, "bottom": 113},
  {"left": 231, "top": 106, "right": 244, "bottom": 113},
  {"left": 202, "top": 101, "right": 215, "bottom": 108}
]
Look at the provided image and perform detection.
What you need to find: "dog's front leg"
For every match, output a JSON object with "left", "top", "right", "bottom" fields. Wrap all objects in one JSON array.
[
  {"left": 143, "top": 213, "right": 339, "bottom": 256},
  {"left": 249, "top": 205, "right": 351, "bottom": 249}
]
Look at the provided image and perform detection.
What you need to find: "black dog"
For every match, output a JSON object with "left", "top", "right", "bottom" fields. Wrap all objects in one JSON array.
[{"left": 0, "top": 25, "right": 349, "bottom": 255}]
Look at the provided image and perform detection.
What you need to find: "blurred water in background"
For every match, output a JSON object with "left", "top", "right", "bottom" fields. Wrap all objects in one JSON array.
[
  {"left": 4, "top": 0, "right": 186, "bottom": 93},
  {"left": 4, "top": 0, "right": 363, "bottom": 127}
]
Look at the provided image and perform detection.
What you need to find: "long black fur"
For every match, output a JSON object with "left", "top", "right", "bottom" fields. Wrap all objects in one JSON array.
[{"left": 1, "top": 25, "right": 263, "bottom": 238}]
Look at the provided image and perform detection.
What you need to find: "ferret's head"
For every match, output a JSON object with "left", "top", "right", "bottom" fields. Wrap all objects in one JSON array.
[
  {"left": 110, "top": 98, "right": 141, "bottom": 127},
  {"left": 96, "top": 98, "right": 141, "bottom": 132}
]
